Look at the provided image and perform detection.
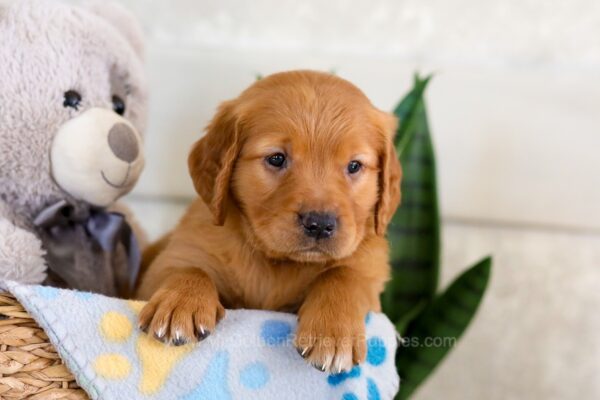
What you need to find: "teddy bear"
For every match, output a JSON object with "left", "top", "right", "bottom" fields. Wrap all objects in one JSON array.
[{"left": 0, "top": 0, "right": 148, "bottom": 297}]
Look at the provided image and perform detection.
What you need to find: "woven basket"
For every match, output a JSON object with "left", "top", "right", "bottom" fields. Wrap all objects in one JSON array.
[{"left": 0, "top": 293, "right": 88, "bottom": 399}]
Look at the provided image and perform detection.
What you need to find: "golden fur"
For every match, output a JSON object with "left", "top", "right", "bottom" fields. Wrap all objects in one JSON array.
[{"left": 137, "top": 70, "right": 402, "bottom": 373}]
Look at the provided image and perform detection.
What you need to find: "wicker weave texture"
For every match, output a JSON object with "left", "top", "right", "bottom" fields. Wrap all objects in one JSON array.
[{"left": 0, "top": 293, "right": 88, "bottom": 400}]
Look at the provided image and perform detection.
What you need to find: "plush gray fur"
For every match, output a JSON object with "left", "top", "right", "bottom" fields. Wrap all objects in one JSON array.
[{"left": 0, "top": 0, "right": 148, "bottom": 296}]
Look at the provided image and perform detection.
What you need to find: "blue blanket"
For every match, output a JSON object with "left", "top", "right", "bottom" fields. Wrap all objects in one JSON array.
[{"left": 1, "top": 281, "right": 400, "bottom": 399}]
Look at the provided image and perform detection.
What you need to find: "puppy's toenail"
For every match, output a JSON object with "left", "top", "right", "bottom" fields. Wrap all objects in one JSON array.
[
  {"left": 153, "top": 328, "right": 167, "bottom": 342},
  {"left": 312, "top": 363, "right": 325, "bottom": 372},
  {"left": 196, "top": 326, "right": 211, "bottom": 340},
  {"left": 296, "top": 347, "right": 309, "bottom": 358},
  {"left": 172, "top": 336, "right": 187, "bottom": 346}
]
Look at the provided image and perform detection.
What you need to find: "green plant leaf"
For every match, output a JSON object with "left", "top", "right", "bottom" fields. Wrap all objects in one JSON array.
[
  {"left": 396, "top": 256, "right": 492, "bottom": 399},
  {"left": 394, "top": 300, "right": 427, "bottom": 336},
  {"left": 382, "top": 75, "right": 440, "bottom": 323},
  {"left": 394, "top": 75, "right": 432, "bottom": 156}
]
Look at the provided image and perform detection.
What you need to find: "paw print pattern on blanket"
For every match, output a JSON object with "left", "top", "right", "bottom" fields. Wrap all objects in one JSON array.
[
  {"left": 3, "top": 283, "right": 398, "bottom": 400},
  {"left": 96, "top": 302, "right": 194, "bottom": 394},
  {"left": 326, "top": 313, "right": 386, "bottom": 400},
  {"left": 97, "top": 312, "right": 388, "bottom": 399},
  {"left": 178, "top": 319, "right": 293, "bottom": 399},
  {"left": 94, "top": 353, "right": 131, "bottom": 379}
]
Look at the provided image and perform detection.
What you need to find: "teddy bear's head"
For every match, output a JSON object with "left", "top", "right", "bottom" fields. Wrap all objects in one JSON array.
[{"left": 0, "top": 0, "right": 147, "bottom": 216}]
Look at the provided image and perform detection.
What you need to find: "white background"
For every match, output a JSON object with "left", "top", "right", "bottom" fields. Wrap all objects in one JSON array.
[{"left": 71, "top": 1, "right": 600, "bottom": 398}]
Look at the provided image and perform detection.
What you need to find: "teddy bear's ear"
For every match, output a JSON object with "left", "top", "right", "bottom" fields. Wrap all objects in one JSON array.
[{"left": 85, "top": 2, "right": 145, "bottom": 60}]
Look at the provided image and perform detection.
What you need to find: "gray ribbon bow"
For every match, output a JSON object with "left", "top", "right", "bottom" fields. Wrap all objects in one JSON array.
[{"left": 33, "top": 200, "right": 141, "bottom": 294}]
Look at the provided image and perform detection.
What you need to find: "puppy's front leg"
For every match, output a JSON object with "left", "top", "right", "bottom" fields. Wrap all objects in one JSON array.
[
  {"left": 138, "top": 267, "right": 225, "bottom": 346},
  {"left": 295, "top": 266, "right": 377, "bottom": 373}
]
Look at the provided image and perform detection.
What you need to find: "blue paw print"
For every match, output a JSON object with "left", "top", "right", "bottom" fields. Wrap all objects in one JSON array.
[
  {"left": 327, "top": 315, "right": 389, "bottom": 399},
  {"left": 260, "top": 319, "right": 293, "bottom": 346},
  {"left": 181, "top": 352, "right": 231, "bottom": 400},
  {"left": 35, "top": 286, "right": 60, "bottom": 300},
  {"left": 240, "top": 361, "right": 269, "bottom": 389},
  {"left": 328, "top": 366, "right": 361, "bottom": 386},
  {"left": 367, "top": 378, "right": 380, "bottom": 400},
  {"left": 366, "top": 337, "right": 386, "bottom": 366},
  {"left": 73, "top": 290, "right": 94, "bottom": 300},
  {"left": 340, "top": 378, "right": 380, "bottom": 400}
]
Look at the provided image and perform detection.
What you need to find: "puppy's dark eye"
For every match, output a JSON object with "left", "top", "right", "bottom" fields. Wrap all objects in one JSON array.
[
  {"left": 63, "top": 90, "right": 82, "bottom": 110},
  {"left": 266, "top": 153, "right": 286, "bottom": 168},
  {"left": 112, "top": 95, "right": 126, "bottom": 116},
  {"left": 347, "top": 160, "right": 362, "bottom": 174}
]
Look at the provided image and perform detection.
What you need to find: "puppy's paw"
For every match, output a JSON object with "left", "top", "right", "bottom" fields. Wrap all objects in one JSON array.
[
  {"left": 138, "top": 288, "right": 225, "bottom": 346},
  {"left": 295, "top": 313, "right": 366, "bottom": 374}
]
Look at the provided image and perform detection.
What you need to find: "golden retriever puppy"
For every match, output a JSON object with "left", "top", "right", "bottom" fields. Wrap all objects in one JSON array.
[{"left": 137, "top": 70, "right": 401, "bottom": 373}]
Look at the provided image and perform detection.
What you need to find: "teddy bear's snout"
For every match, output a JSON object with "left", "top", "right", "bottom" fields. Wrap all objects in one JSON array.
[
  {"left": 50, "top": 107, "right": 145, "bottom": 207},
  {"left": 108, "top": 123, "right": 139, "bottom": 163}
]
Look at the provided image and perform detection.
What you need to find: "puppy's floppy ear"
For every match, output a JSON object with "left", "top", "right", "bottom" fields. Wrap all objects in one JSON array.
[
  {"left": 374, "top": 110, "right": 402, "bottom": 236},
  {"left": 188, "top": 101, "right": 241, "bottom": 226}
]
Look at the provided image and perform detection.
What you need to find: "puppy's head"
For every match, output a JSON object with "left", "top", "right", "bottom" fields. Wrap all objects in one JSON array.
[{"left": 189, "top": 71, "right": 401, "bottom": 263}]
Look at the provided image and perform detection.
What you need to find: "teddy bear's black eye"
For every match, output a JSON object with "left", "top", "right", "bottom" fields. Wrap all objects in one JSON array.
[
  {"left": 347, "top": 160, "right": 362, "bottom": 174},
  {"left": 266, "top": 153, "right": 286, "bottom": 168},
  {"left": 112, "top": 95, "right": 126, "bottom": 116},
  {"left": 63, "top": 90, "right": 82, "bottom": 110}
]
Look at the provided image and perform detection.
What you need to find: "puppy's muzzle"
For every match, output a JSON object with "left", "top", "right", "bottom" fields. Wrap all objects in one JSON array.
[{"left": 300, "top": 212, "right": 337, "bottom": 240}]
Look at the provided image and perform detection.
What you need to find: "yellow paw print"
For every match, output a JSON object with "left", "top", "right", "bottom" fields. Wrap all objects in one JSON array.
[
  {"left": 93, "top": 300, "right": 194, "bottom": 395},
  {"left": 94, "top": 354, "right": 131, "bottom": 379}
]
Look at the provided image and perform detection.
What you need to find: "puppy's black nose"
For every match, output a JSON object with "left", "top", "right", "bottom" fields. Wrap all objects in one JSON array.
[
  {"left": 300, "top": 212, "right": 337, "bottom": 240},
  {"left": 108, "top": 123, "right": 139, "bottom": 163}
]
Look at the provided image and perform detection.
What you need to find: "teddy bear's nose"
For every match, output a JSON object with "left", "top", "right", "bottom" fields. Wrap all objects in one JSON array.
[{"left": 108, "top": 123, "right": 139, "bottom": 163}]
